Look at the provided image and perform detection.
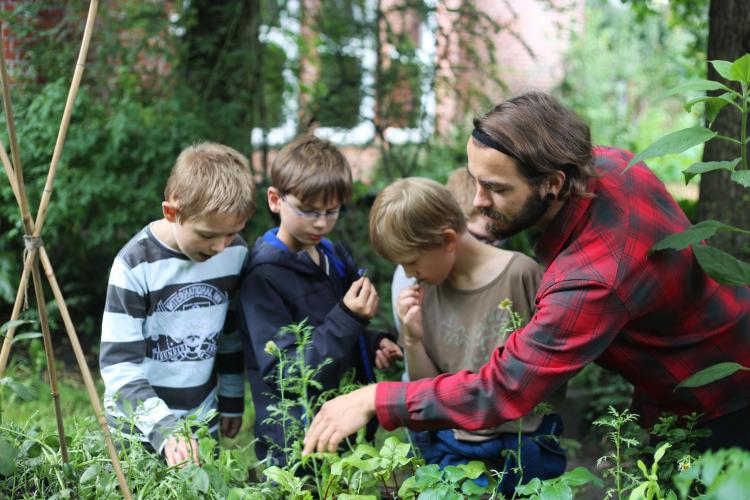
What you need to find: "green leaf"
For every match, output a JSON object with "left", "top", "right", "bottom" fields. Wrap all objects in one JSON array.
[
  {"left": 79, "top": 464, "right": 101, "bottom": 485},
  {"left": 684, "top": 95, "right": 732, "bottom": 124},
  {"left": 11, "top": 332, "right": 43, "bottom": 344},
  {"left": 21, "top": 439, "right": 41, "bottom": 458},
  {"left": 443, "top": 465, "right": 467, "bottom": 484},
  {"left": 694, "top": 244, "right": 750, "bottom": 285},
  {"left": 558, "top": 467, "right": 604, "bottom": 487},
  {"left": 662, "top": 79, "right": 731, "bottom": 97},
  {"left": 637, "top": 459, "right": 649, "bottom": 477},
  {"left": 263, "top": 465, "right": 295, "bottom": 490},
  {"left": 418, "top": 485, "right": 455, "bottom": 500},
  {"left": 462, "top": 479, "right": 491, "bottom": 495},
  {"left": 538, "top": 481, "right": 573, "bottom": 500},
  {"left": 711, "top": 60, "right": 734, "bottom": 82},
  {"left": 629, "top": 482, "right": 649, "bottom": 500},
  {"left": 6, "top": 379, "right": 35, "bottom": 401},
  {"left": 731, "top": 170, "right": 750, "bottom": 188},
  {"left": 626, "top": 127, "right": 717, "bottom": 170},
  {"left": 398, "top": 476, "right": 418, "bottom": 498},
  {"left": 683, "top": 159, "right": 740, "bottom": 184},
  {"left": 651, "top": 220, "right": 743, "bottom": 252},
  {"left": 654, "top": 442, "right": 671, "bottom": 463},
  {"left": 182, "top": 465, "right": 210, "bottom": 493},
  {"left": 414, "top": 464, "right": 442, "bottom": 488},
  {"left": 458, "top": 460, "right": 487, "bottom": 480},
  {"left": 0, "top": 437, "right": 18, "bottom": 476},
  {"left": 676, "top": 362, "right": 749, "bottom": 390},
  {"left": 338, "top": 495, "right": 378, "bottom": 500},
  {"left": 730, "top": 53, "right": 750, "bottom": 83},
  {"left": 705, "top": 94, "right": 734, "bottom": 126},
  {"left": 712, "top": 473, "right": 750, "bottom": 499},
  {"left": 44, "top": 434, "right": 60, "bottom": 448},
  {"left": 514, "top": 477, "right": 542, "bottom": 495},
  {"left": 0, "top": 319, "right": 34, "bottom": 334}
]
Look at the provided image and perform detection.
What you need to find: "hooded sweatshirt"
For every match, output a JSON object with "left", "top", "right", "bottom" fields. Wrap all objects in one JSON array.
[{"left": 238, "top": 228, "right": 387, "bottom": 464}]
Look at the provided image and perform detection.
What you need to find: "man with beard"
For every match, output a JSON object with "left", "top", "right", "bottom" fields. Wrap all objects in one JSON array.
[{"left": 302, "top": 91, "right": 750, "bottom": 456}]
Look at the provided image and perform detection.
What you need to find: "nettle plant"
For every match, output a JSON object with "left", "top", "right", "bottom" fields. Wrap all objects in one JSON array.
[{"left": 626, "top": 53, "right": 750, "bottom": 389}]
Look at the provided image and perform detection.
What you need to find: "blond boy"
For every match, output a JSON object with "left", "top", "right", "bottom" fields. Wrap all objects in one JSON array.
[
  {"left": 100, "top": 143, "right": 255, "bottom": 467},
  {"left": 238, "top": 135, "right": 401, "bottom": 466},
  {"left": 372, "top": 177, "right": 565, "bottom": 494}
]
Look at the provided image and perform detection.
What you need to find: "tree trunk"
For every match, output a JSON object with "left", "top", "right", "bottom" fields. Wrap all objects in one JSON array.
[{"left": 697, "top": 0, "right": 750, "bottom": 259}]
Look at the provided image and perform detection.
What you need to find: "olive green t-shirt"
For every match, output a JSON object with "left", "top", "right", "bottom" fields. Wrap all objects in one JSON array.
[{"left": 415, "top": 251, "right": 563, "bottom": 440}]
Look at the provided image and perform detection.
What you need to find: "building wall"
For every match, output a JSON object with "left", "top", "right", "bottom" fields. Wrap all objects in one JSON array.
[{"left": 1, "top": 0, "right": 584, "bottom": 181}]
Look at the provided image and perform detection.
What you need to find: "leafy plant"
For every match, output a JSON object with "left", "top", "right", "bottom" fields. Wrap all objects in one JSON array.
[
  {"left": 513, "top": 466, "right": 603, "bottom": 500},
  {"left": 594, "top": 406, "right": 643, "bottom": 500},
  {"left": 672, "top": 448, "right": 750, "bottom": 499},
  {"left": 626, "top": 53, "right": 750, "bottom": 284}
]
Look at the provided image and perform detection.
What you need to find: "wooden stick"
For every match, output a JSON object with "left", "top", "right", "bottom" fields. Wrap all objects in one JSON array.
[
  {"left": 38, "top": 247, "right": 131, "bottom": 499},
  {"left": 0, "top": 23, "right": 30, "bottom": 224},
  {"left": 32, "top": 0, "right": 98, "bottom": 237},
  {"left": 0, "top": 3, "right": 132, "bottom": 497},
  {"left": 0, "top": 249, "right": 34, "bottom": 375},
  {"left": 0, "top": 134, "right": 21, "bottom": 206},
  {"left": 30, "top": 258, "right": 69, "bottom": 463}
]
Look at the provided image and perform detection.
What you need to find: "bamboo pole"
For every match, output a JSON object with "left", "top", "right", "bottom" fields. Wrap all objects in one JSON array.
[
  {"left": 30, "top": 261, "right": 69, "bottom": 463},
  {"left": 0, "top": 249, "right": 34, "bottom": 374},
  {"left": 0, "top": 3, "right": 132, "bottom": 497},
  {"left": 0, "top": 25, "right": 68, "bottom": 462},
  {"left": 32, "top": 0, "right": 97, "bottom": 237},
  {"left": 38, "top": 247, "right": 131, "bottom": 496}
]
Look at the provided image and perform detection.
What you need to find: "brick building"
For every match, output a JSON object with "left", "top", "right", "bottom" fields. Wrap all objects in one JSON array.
[{"left": 0, "top": 0, "right": 583, "bottom": 178}]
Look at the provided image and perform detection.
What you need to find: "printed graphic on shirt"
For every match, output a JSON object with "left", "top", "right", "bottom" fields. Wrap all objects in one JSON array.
[
  {"left": 155, "top": 283, "right": 228, "bottom": 313},
  {"left": 147, "top": 283, "right": 228, "bottom": 362},
  {"left": 148, "top": 330, "right": 220, "bottom": 362},
  {"left": 432, "top": 307, "right": 512, "bottom": 372}
]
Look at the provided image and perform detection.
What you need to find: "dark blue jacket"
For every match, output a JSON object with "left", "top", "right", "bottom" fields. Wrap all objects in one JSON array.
[{"left": 238, "top": 228, "right": 386, "bottom": 465}]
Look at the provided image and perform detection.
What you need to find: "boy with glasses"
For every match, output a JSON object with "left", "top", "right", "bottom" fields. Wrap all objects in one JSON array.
[{"left": 238, "top": 134, "right": 402, "bottom": 466}]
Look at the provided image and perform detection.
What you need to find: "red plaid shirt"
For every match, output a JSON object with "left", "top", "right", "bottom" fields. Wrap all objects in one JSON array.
[{"left": 376, "top": 146, "right": 750, "bottom": 431}]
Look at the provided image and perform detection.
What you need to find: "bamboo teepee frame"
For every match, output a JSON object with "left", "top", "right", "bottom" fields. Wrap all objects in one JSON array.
[{"left": 0, "top": 2, "right": 131, "bottom": 498}]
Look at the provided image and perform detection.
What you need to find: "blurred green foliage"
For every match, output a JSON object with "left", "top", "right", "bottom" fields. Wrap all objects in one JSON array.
[{"left": 558, "top": 0, "right": 705, "bottom": 184}]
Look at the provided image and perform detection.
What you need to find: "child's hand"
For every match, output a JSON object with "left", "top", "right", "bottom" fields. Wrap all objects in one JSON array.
[
  {"left": 344, "top": 277, "right": 379, "bottom": 320},
  {"left": 374, "top": 337, "right": 403, "bottom": 369},
  {"left": 220, "top": 415, "right": 242, "bottom": 438},
  {"left": 163, "top": 435, "right": 200, "bottom": 467},
  {"left": 397, "top": 285, "right": 423, "bottom": 346}
]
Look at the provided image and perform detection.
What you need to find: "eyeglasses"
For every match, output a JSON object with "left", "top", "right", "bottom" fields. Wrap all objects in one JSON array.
[{"left": 281, "top": 195, "right": 346, "bottom": 220}]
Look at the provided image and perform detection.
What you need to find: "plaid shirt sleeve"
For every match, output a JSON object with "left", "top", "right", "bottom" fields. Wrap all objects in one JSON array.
[{"left": 376, "top": 278, "right": 629, "bottom": 431}]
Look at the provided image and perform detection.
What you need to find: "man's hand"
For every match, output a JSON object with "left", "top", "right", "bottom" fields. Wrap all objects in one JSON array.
[
  {"left": 397, "top": 285, "right": 423, "bottom": 346},
  {"left": 344, "top": 277, "right": 380, "bottom": 319},
  {"left": 163, "top": 435, "right": 200, "bottom": 467},
  {"left": 375, "top": 337, "right": 403, "bottom": 369},
  {"left": 303, "top": 384, "right": 377, "bottom": 455},
  {"left": 220, "top": 415, "right": 242, "bottom": 438}
]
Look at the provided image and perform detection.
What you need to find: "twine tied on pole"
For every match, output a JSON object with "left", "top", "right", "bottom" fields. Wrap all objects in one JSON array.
[{"left": 21, "top": 235, "right": 43, "bottom": 310}]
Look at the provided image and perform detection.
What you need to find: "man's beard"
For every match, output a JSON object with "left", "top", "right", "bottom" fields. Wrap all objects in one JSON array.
[{"left": 481, "top": 189, "right": 550, "bottom": 240}]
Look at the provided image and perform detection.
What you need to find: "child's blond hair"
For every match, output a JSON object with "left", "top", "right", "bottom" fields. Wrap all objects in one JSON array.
[
  {"left": 270, "top": 134, "right": 352, "bottom": 206},
  {"left": 444, "top": 167, "right": 476, "bottom": 219},
  {"left": 165, "top": 142, "right": 255, "bottom": 221},
  {"left": 369, "top": 177, "right": 467, "bottom": 261}
]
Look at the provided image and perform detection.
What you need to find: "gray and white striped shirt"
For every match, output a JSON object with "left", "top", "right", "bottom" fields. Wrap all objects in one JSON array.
[{"left": 100, "top": 223, "right": 247, "bottom": 452}]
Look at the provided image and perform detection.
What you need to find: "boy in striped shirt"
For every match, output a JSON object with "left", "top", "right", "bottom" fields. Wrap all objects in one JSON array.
[{"left": 100, "top": 143, "right": 255, "bottom": 466}]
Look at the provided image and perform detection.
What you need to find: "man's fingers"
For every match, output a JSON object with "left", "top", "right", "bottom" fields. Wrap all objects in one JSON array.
[
  {"left": 315, "top": 425, "right": 339, "bottom": 454},
  {"left": 303, "top": 415, "right": 323, "bottom": 456}
]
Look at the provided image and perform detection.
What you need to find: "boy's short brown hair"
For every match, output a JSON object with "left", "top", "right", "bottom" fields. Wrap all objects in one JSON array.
[
  {"left": 165, "top": 142, "right": 256, "bottom": 221},
  {"left": 270, "top": 134, "right": 352, "bottom": 206},
  {"left": 444, "top": 167, "right": 476, "bottom": 219},
  {"left": 369, "top": 177, "right": 467, "bottom": 261}
]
